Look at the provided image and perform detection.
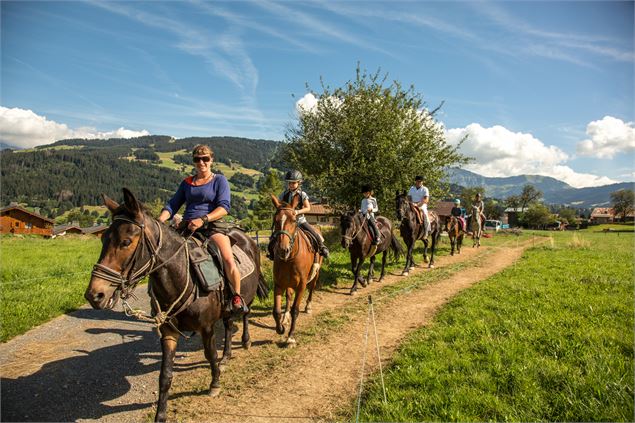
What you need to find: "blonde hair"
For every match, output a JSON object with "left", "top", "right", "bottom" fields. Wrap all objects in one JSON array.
[{"left": 192, "top": 144, "right": 214, "bottom": 158}]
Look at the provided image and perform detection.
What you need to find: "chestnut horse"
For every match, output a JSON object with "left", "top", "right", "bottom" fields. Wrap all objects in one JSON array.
[
  {"left": 395, "top": 191, "right": 442, "bottom": 274},
  {"left": 84, "top": 189, "right": 268, "bottom": 422},
  {"left": 340, "top": 211, "right": 403, "bottom": 295},
  {"left": 445, "top": 216, "right": 464, "bottom": 255},
  {"left": 270, "top": 193, "right": 322, "bottom": 346}
]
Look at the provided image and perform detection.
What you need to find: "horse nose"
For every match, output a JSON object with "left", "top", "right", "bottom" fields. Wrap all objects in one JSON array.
[{"left": 84, "top": 288, "right": 104, "bottom": 306}]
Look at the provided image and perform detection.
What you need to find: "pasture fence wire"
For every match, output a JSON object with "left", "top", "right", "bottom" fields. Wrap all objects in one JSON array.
[{"left": 355, "top": 295, "right": 387, "bottom": 423}]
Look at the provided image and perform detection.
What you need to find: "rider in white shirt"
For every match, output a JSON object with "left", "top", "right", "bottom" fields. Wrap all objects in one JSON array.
[
  {"left": 361, "top": 185, "right": 380, "bottom": 256},
  {"left": 407, "top": 175, "right": 431, "bottom": 234}
]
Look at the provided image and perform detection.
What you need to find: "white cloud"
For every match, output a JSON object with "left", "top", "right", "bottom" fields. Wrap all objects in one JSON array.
[
  {"left": 0, "top": 107, "right": 149, "bottom": 149},
  {"left": 296, "top": 93, "right": 318, "bottom": 114},
  {"left": 576, "top": 116, "right": 635, "bottom": 159},
  {"left": 446, "top": 123, "right": 617, "bottom": 188}
]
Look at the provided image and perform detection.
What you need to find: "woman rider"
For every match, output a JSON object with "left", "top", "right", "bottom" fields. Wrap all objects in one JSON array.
[{"left": 158, "top": 144, "right": 246, "bottom": 312}]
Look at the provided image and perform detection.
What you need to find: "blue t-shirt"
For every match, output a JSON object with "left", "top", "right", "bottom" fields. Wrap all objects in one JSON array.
[{"left": 164, "top": 174, "right": 231, "bottom": 221}]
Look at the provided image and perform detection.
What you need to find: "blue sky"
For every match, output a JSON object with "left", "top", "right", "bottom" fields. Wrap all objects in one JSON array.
[{"left": 1, "top": 1, "right": 633, "bottom": 187}]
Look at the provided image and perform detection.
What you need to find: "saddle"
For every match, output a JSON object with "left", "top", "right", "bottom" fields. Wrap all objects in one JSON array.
[
  {"left": 362, "top": 218, "right": 383, "bottom": 243},
  {"left": 298, "top": 227, "right": 320, "bottom": 253},
  {"left": 409, "top": 203, "right": 423, "bottom": 225}
]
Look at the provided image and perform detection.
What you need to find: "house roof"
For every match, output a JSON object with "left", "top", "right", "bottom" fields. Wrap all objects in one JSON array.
[
  {"left": 83, "top": 225, "right": 109, "bottom": 234},
  {"left": 591, "top": 207, "right": 635, "bottom": 218},
  {"left": 504, "top": 207, "right": 529, "bottom": 213},
  {"left": 305, "top": 202, "right": 335, "bottom": 216},
  {"left": 53, "top": 224, "right": 83, "bottom": 235},
  {"left": 432, "top": 201, "right": 455, "bottom": 216},
  {"left": 0, "top": 205, "right": 55, "bottom": 224}
]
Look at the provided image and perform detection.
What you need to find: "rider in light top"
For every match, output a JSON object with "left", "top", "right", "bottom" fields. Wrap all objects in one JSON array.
[
  {"left": 267, "top": 170, "right": 330, "bottom": 259},
  {"left": 360, "top": 185, "right": 380, "bottom": 256},
  {"left": 407, "top": 175, "right": 431, "bottom": 234},
  {"left": 473, "top": 192, "right": 486, "bottom": 225}
]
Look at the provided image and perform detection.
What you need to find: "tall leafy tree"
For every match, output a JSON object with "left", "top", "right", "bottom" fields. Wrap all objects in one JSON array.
[
  {"left": 282, "top": 66, "right": 467, "bottom": 215},
  {"left": 253, "top": 170, "right": 283, "bottom": 223},
  {"left": 610, "top": 189, "right": 635, "bottom": 221}
]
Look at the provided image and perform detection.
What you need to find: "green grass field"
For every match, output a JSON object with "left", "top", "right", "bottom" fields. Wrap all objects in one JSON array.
[
  {"left": 0, "top": 235, "right": 102, "bottom": 342},
  {"left": 356, "top": 229, "right": 634, "bottom": 422}
]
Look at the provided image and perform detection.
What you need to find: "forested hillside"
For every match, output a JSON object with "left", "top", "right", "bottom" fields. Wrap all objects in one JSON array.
[{"left": 2, "top": 135, "right": 281, "bottom": 215}]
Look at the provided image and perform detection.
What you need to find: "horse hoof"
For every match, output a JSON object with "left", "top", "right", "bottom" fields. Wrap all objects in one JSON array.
[
  {"left": 286, "top": 337, "right": 296, "bottom": 347},
  {"left": 209, "top": 387, "right": 221, "bottom": 397},
  {"left": 377, "top": 278, "right": 383, "bottom": 283},
  {"left": 276, "top": 326, "right": 285, "bottom": 335},
  {"left": 305, "top": 306, "right": 312, "bottom": 314},
  {"left": 409, "top": 266, "right": 415, "bottom": 271},
  {"left": 350, "top": 289, "right": 358, "bottom": 296},
  {"left": 429, "top": 264, "right": 435, "bottom": 269},
  {"left": 401, "top": 272, "right": 409, "bottom": 276},
  {"left": 242, "top": 340, "right": 251, "bottom": 350}
]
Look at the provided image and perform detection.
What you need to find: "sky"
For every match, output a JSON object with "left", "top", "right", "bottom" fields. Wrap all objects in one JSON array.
[{"left": 1, "top": 1, "right": 634, "bottom": 188}]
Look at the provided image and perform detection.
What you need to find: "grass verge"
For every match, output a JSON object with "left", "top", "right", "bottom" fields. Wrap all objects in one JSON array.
[{"left": 354, "top": 231, "right": 634, "bottom": 422}]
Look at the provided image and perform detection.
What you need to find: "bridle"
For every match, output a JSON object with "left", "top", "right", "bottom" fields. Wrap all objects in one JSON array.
[
  {"left": 342, "top": 213, "right": 364, "bottom": 244},
  {"left": 271, "top": 207, "right": 299, "bottom": 259},
  {"left": 90, "top": 214, "right": 193, "bottom": 334}
]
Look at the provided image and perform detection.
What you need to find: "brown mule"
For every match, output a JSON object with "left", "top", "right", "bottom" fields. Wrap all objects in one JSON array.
[
  {"left": 84, "top": 189, "right": 268, "bottom": 422},
  {"left": 270, "top": 193, "right": 323, "bottom": 346}
]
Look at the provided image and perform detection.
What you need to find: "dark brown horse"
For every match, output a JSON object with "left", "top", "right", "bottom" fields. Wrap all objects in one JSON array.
[
  {"left": 270, "top": 193, "right": 322, "bottom": 346},
  {"left": 340, "top": 211, "right": 403, "bottom": 295},
  {"left": 445, "top": 216, "right": 465, "bottom": 255},
  {"left": 84, "top": 189, "right": 268, "bottom": 422},
  {"left": 395, "top": 191, "right": 442, "bottom": 274}
]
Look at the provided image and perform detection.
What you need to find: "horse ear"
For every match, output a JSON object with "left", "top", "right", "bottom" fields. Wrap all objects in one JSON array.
[
  {"left": 103, "top": 194, "right": 119, "bottom": 213},
  {"left": 271, "top": 193, "right": 281, "bottom": 208},
  {"left": 122, "top": 188, "right": 142, "bottom": 214}
]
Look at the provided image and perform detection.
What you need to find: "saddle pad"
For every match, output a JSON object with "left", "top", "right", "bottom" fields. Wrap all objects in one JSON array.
[{"left": 232, "top": 244, "right": 255, "bottom": 280}]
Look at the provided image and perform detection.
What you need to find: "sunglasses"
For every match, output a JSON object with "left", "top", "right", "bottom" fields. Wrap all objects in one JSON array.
[{"left": 193, "top": 156, "right": 212, "bottom": 163}]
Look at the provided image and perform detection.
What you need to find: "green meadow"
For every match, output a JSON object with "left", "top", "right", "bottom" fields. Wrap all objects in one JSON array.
[
  {"left": 355, "top": 229, "right": 634, "bottom": 422},
  {"left": 0, "top": 235, "right": 102, "bottom": 342}
]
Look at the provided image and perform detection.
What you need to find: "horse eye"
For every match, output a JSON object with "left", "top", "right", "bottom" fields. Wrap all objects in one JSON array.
[{"left": 121, "top": 239, "right": 132, "bottom": 247}]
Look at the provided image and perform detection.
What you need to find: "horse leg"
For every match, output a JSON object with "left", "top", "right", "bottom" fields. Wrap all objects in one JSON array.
[
  {"left": 423, "top": 239, "right": 429, "bottom": 264},
  {"left": 219, "top": 316, "right": 232, "bottom": 366},
  {"left": 402, "top": 241, "right": 414, "bottom": 276},
  {"left": 305, "top": 273, "right": 317, "bottom": 314},
  {"left": 366, "top": 255, "right": 376, "bottom": 283},
  {"left": 351, "top": 258, "right": 364, "bottom": 294},
  {"left": 286, "top": 285, "right": 305, "bottom": 346},
  {"left": 429, "top": 232, "right": 438, "bottom": 268},
  {"left": 272, "top": 285, "right": 285, "bottom": 335},
  {"left": 155, "top": 336, "right": 177, "bottom": 422},
  {"left": 241, "top": 310, "right": 251, "bottom": 349},
  {"left": 283, "top": 288, "right": 292, "bottom": 326},
  {"left": 378, "top": 251, "right": 387, "bottom": 282},
  {"left": 202, "top": 329, "right": 221, "bottom": 397}
]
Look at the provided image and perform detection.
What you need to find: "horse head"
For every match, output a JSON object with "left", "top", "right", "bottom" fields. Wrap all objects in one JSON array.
[
  {"left": 84, "top": 188, "right": 156, "bottom": 310},
  {"left": 395, "top": 190, "right": 408, "bottom": 221},
  {"left": 340, "top": 210, "right": 360, "bottom": 249},
  {"left": 271, "top": 193, "right": 300, "bottom": 261}
]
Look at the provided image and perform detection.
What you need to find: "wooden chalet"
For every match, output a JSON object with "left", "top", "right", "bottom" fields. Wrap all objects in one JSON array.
[
  {"left": 432, "top": 201, "right": 455, "bottom": 218},
  {"left": 83, "top": 225, "right": 109, "bottom": 237},
  {"left": 0, "top": 205, "right": 54, "bottom": 237},
  {"left": 590, "top": 207, "right": 635, "bottom": 224},
  {"left": 53, "top": 224, "right": 83, "bottom": 237}
]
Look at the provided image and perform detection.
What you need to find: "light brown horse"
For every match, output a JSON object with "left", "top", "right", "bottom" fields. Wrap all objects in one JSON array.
[
  {"left": 445, "top": 216, "right": 465, "bottom": 255},
  {"left": 270, "top": 193, "right": 322, "bottom": 346}
]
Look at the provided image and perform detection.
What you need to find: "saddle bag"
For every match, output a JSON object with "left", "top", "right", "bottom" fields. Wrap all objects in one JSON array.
[{"left": 188, "top": 240, "right": 224, "bottom": 293}]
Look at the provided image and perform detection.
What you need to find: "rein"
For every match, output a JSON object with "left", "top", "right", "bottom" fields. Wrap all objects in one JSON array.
[
  {"left": 343, "top": 215, "right": 364, "bottom": 244},
  {"left": 90, "top": 214, "right": 194, "bottom": 337}
]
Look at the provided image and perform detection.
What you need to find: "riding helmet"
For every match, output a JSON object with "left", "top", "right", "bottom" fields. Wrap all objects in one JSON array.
[
  {"left": 454, "top": 198, "right": 461, "bottom": 204},
  {"left": 285, "top": 170, "right": 303, "bottom": 182},
  {"left": 415, "top": 175, "right": 423, "bottom": 182},
  {"left": 360, "top": 184, "right": 373, "bottom": 194}
]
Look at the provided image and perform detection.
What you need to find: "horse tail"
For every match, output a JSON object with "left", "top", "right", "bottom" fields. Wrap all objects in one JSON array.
[
  {"left": 389, "top": 233, "right": 404, "bottom": 262},
  {"left": 256, "top": 271, "right": 269, "bottom": 301}
]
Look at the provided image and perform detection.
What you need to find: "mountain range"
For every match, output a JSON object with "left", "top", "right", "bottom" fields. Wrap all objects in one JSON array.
[{"left": 446, "top": 168, "right": 633, "bottom": 208}]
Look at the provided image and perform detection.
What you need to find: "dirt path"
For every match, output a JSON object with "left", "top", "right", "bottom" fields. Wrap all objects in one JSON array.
[{"left": 0, "top": 239, "right": 534, "bottom": 422}]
